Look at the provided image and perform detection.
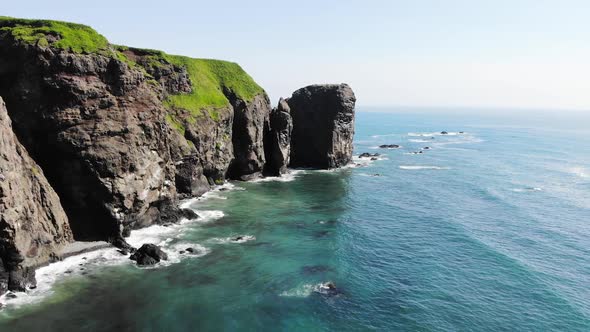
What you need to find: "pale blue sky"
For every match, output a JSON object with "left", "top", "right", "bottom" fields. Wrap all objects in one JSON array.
[{"left": 4, "top": 0, "right": 590, "bottom": 111}]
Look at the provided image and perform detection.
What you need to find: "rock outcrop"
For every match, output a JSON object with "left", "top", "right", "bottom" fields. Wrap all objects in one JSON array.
[
  {"left": 0, "top": 17, "right": 357, "bottom": 294},
  {"left": 130, "top": 243, "right": 168, "bottom": 266},
  {"left": 227, "top": 93, "right": 271, "bottom": 180},
  {"left": 264, "top": 98, "right": 293, "bottom": 175},
  {"left": 287, "top": 84, "right": 356, "bottom": 169},
  {"left": 0, "top": 18, "right": 271, "bottom": 246},
  {"left": 0, "top": 97, "right": 74, "bottom": 294}
]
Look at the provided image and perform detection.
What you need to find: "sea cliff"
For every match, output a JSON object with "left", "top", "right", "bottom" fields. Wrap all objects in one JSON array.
[{"left": 0, "top": 17, "right": 356, "bottom": 295}]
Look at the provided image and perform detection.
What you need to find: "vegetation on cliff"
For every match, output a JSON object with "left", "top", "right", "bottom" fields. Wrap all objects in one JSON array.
[
  {"left": 0, "top": 16, "right": 109, "bottom": 53},
  {"left": 0, "top": 16, "right": 265, "bottom": 128},
  {"left": 115, "top": 47, "right": 264, "bottom": 116}
]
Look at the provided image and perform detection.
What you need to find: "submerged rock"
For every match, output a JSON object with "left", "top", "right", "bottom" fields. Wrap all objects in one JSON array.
[
  {"left": 359, "top": 152, "right": 380, "bottom": 158},
  {"left": 130, "top": 244, "right": 168, "bottom": 266},
  {"left": 379, "top": 144, "right": 400, "bottom": 149},
  {"left": 288, "top": 84, "right": 356, "bottom": 169}
]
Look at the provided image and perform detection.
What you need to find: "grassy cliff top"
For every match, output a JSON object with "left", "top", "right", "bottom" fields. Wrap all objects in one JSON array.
[
  {"left": 163, "top": 54, "right": 264, "bottom": 112},
  {"left": 0, "top": 16, "right": 109, "bottom": 53},
  {"left": 116, "top": 46, "right": 264, "bottom": 115},
  {"left": 0, "top": 17, "right": 265, "bottom": 121}
]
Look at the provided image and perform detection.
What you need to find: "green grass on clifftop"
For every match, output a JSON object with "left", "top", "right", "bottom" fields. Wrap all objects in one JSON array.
[
  {"left": 0, "top": 17, "right": 265, "bottom": 125},
  {"left": 0, "top": 17, "right": 109, "bottom": 53},
  {"left": 162, "top": 55, "right": 264, "bottom": 113}
]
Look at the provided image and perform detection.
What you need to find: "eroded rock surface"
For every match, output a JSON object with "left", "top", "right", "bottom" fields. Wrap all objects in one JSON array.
[
  {"left": 287, "top": 84, "right": 356, "bottom": 169},
  {"left": 0, "top": 98, "right": 73, "bottom": 295}
]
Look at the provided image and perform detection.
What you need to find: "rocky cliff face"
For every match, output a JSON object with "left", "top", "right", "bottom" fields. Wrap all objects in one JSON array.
[
  {"left": 264, "top": 98, "right": 293, "bottom": 175},
  {"left": 0, "top": 19, "right": 273, "bottom": 246},
  {"left": 287, "top": 84, "right": 356, "bottom": 168},
  {"left": 0, "top": 97, "right": 73, "bottom": 293},
  {"left": 0, "top": 17, "right": 356, "bottom": 295}
]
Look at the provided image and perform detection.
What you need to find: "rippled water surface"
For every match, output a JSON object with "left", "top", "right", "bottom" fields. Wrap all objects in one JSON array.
[{"left": 1, "top": 111, "right": 589, "bottom": 331}]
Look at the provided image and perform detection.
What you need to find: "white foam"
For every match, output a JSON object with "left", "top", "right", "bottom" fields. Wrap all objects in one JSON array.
[
  {"left": 399, "top": 165, "right": 449, "bottom": 170},
  {"left": 512, "top": 187, "right": 542, "bottom": 193},
  {"left": 409, "top": 139, "right": 434, "bottom": 143},
  {"left": 350, "top": 156, "right": 387, "bottom": 169},
  {"left": 408, "top": 131, "right": 463, "bottom": 137},
  {"left": 209, "top": 235, "right": 256, "bottom": 244},
  {"left": 279, "top": 282, "right": 335, "bottom": 298},
  {"left": 371, "top": 133, "right": 399, "bottom": 138},
  {"left": 569, "top": 167, "right": 589, "bottom": 178},
  {"left": 250, "top": 170, "right": 306, "bottom": 183},
  {"left": 432, "top": 137, "right": 484, "bottom": 147},
  {"left": 0, "top": 247, "right": 128, "bottom": 308},
  {"left": 0, "top": 206, "right": 223, "bottom": 309}
]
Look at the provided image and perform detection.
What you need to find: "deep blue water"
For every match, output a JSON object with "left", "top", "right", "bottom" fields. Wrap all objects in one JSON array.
[{"left": 0, "top": 110, "right": 589, "bottom": 331}]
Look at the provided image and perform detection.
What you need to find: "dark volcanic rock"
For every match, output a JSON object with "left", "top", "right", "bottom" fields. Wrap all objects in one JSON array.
[
  {"left": 0, "top": 40, "right": 178, "bottom": 241},
  {"left": 379, "top": 144, "right": 400, "bottom": 149},
  {"left": 0, "top": 98, "right": 73, "bottom": 295},
  {"left": 130, "top": 244, "right": 168, "bottom": 266},
  {"left": 288, "top": 84, "right": 356, "bottom": 169},
  {"left": 7, "top": 268, "right": 36, "bottom": 292},
  {"left": 359, "top": 152, "right": 380, "bottom": 158},
  {"left": 227, "top": 93, "right": 271, "bottom": 180},
  {"left": 264, "top": 98, "right": 293, "bottom": 176}
]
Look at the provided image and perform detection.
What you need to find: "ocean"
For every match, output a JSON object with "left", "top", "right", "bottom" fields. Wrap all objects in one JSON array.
[{"left": 0, "top": 110, "right": 589, "bottom": 331}]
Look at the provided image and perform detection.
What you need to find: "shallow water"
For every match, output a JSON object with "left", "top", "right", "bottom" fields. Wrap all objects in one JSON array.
[{"left": 1, "top": 111, "right": 589, "bottom": 331}]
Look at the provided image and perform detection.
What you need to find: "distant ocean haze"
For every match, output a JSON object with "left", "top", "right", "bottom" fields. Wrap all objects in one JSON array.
[{"left": 1, "top": 111, "right": 589, "bottom": 331}]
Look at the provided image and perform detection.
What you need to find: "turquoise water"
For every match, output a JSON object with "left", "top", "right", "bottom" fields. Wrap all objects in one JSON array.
[{"left": 1, "top": 111, "right": 589, "bottom": 331}]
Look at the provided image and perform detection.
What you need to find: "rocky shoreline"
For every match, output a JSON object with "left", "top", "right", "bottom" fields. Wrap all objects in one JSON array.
[{"left": 0, "top": 17, "right": 356, "bottom": 296}]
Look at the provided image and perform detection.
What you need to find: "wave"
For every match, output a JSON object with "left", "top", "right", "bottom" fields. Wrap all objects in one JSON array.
[
  {"left": 0, "top": 208, "right": 222, "bottom": 309},
  {"left": 512, "top": 187, "right": 543, "bottom": 193},
  {"left": 250, "top": 170, "right": 306, "bottom": 183},
  {"left": 279, "top": 282, "right": 335, "bottom": 298},
  {"left": 408, "top": 139, "right": 434, "bottom": 143},
  {"left": 408, "top": 131, "right": 464, "bottom": 137},
  {"left": 399, "top": 165, "right": 449, "bottom": 170},
  {"left": 432, "top": 137, "right": 484, "bottom": 147},
  {"left": 569, "top": 167, "right": 588, "bottom": 178},
  {"left": 371, "top": 133, "right": 400, "bottom": 138},
  {"left": 209, "top": 235, "right": 256, "bottom": 244}
]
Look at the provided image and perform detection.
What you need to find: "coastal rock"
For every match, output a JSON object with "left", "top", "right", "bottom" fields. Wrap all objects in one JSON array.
[
  {"left": 288, "top": 84, "right": 356, "bottom": 169},
  {"left": 0, "top": 98, "right": 73, "bottom": 295},
  {"left": 227, "top": 93, "right": 272, "bottom": 180},
  {"left": 359, "top": 152, "right": 380, "bottom": 158},
  {"left": 0, "top": 37, "right": 181, "bottom": 241},
  {"left": 130, "top": 244, "right": 168, "bottom": 266},
  {"left": 264, "top": 98, "right": 293, "bottom": 175},
  {"left": 379, "top": 144, "right": 399, "bottom": 149}
]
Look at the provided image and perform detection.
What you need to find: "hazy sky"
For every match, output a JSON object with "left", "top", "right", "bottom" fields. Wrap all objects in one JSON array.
[{"left": 4, "top": 0, "right": 590, "bottom": 111}]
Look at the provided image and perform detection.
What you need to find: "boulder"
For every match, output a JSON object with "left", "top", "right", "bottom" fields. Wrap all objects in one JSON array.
[
  {"left": 130, "top": 244, "right": 168, "bottom": 266},
  {"left": 288, "top": 84, "right": 356, "bottom": 169}
]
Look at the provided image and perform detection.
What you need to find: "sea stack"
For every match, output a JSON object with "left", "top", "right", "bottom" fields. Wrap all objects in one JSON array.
[
  {"left": 0, "top": 98, "right": 74, "bottom": 294},
  {"left": 287, "top": 84, "right": 356, "bottom": 169},
  {"left": 264, "top": 98, "right": 293, "bottom": 175}
]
